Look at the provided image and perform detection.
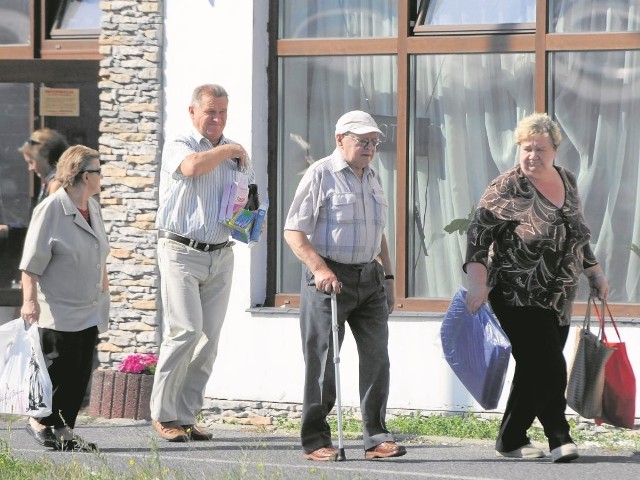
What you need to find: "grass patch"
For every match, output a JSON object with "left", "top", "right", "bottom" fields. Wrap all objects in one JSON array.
[{"left": 276, "top": 410, "right": 640, "bottom": 450}]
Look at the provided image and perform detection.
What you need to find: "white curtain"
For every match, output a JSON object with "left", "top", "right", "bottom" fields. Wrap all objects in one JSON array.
[
  {"left": 553, "top": 50, "right": 640, "bottom": 302},
  {"left": 280, "top": 0, "right": 397, "bottom": 38},
  {"left": 410, "top": 47, "right": 640, "bottom": 303},
  {"left": 277, "top": 0, "right": 397, "bottom": 293},
  {"left": 410, "top": 53, "right": 535, "bottom": 298}
]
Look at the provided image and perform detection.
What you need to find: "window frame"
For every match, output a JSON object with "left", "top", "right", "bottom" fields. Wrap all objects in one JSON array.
[
  {"left": 270, "top": 0, "right": 640, "bottom": 317},
  {"left": 40, "top": 0, "right": 100, "bottom": 59}
]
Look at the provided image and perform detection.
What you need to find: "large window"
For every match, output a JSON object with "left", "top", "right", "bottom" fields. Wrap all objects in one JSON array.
[
  {"left": 551, "top": 50, "right": 640, "bottom": 302},
  {"left": 278, "top": 55, "right": 397, "bottom": 293},
  {"left": 409, "top": 53, "right": 534, "bottom": 297},
  {"left": 274, "top": 1, "right": 640, "bottom": 311}
]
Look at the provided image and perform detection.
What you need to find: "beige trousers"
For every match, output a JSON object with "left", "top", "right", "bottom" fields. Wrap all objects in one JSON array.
[{"left": 150, "top": 238, "right": 234, "bottom": 424}]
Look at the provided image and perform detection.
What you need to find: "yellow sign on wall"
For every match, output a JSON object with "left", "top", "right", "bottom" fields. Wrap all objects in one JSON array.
[{"left": 40, "top": 88, "right": 80, "bottom": 117}]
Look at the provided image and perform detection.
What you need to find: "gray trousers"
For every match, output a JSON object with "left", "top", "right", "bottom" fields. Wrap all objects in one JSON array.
[{"left": 299, "top": 258, "right": 393, "bottom": 452}]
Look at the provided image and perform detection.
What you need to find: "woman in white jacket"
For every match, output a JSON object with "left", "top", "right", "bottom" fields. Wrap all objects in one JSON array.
[{"left": 20, "top": 145, "right": 110, "bottom": 452}]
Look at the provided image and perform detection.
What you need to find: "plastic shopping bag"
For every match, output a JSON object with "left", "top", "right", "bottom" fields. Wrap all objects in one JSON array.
[
  {"left": 594, "top": 300, "right": 636, "bottom": 428},
  {"left": 441, "top": 288, "right": 512, "bottom": 410},
  {"left": 0, "top": 318, "right": 52, "bottom": 416},
  {"left": 567, "top": 297, "right": 615, "bottom": 419}
]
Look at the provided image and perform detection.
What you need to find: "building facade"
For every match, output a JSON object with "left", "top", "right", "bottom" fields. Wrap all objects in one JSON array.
[{"left": 1, "top": 0, "right": 639, "bottom": 415}]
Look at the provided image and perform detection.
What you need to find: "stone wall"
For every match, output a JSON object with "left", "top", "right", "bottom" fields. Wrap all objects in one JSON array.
[{"left": 97, "top": 0, "right": 164, "bottom": 368}]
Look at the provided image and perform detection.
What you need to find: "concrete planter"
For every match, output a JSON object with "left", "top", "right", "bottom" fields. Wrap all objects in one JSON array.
[{"left": 89, "top": 369, "right": 153, "bottom": 420}]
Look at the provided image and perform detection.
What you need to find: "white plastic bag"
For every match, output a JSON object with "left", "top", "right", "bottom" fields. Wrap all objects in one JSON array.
[{"left": 0, "top": 318, "right": 52, "bottom": 416}]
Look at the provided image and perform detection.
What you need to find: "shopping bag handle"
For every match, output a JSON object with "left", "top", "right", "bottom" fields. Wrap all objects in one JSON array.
[{"left": 592, "top": 297, "right": 622, "bottom": 343}]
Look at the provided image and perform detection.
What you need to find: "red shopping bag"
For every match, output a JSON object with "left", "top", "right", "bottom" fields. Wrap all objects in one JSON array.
[{"left": 593, "top": 300, "right": 636, "bottom": 429}]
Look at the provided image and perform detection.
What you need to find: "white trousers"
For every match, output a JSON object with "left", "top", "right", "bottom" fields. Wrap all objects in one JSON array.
[{"left": 150, "top": 238, "right": 234, "bottom": 424}]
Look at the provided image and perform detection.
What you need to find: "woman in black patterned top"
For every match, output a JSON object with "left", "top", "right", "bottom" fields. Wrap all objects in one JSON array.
[{"left": 464, "top": 113, "right": 609, "bottom": 463}]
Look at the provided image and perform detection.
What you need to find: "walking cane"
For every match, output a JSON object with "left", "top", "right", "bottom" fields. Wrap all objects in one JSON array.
[{"left": 330, "top": 291, "right": 346, "bottom": 461}]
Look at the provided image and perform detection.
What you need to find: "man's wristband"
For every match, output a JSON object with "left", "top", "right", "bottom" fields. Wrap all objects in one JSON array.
[{"left": 384, "top": 275, "right": 395, "bottom": 280}]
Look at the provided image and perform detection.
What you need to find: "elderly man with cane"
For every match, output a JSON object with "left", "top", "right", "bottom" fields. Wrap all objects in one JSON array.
[{"left": 284, "top": 110, "right": 406, "bottom": 462}]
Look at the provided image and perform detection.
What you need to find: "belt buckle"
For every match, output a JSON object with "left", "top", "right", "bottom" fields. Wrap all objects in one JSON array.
[
  {"left": 188, "top": 239, "right": 197, "bottom": 249},
  {"left": 204, "top": 244, "right": 210, "bottom": 252}
]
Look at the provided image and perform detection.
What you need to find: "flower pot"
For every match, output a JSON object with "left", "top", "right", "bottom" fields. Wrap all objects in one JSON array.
[{"left": 88, "top": 369, "right": 153, "bottom": 420}]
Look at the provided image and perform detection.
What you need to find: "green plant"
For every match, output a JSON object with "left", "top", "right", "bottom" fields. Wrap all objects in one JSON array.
[{"left": 444, "top": 205, "right": 476, "bottom": 235}]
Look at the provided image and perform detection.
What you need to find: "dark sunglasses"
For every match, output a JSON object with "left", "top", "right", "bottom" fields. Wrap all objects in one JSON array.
[
  {"left": 24, "top": 138, "right": 41, "bottom": 146},
  {"left": 82, "top": 168, "right": 102, "bottom": 175}
]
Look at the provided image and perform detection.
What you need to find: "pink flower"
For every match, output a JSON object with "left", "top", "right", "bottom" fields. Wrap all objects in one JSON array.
[{"left": 118, "top": 353, "right": 158, "bottom": 375}]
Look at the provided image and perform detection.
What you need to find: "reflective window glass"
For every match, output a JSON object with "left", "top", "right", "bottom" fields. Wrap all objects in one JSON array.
[
  {"left": 550, "top": 50, "right": 640, "bottom": 302},
  {"left": 0, "top": 0, "right": 30, "bottom": 45},
  {"left": 421, "top": 0, "right": 535, "bottom": 26},
  {"left": 550, "top": 0, "right": 640, "bottom": 33},
  {"left": 52, "top": 0, "right": 101, "bottom": 37},
  {"left": 278, "top": 55, "right": 397, "bottom": 293},
  {"left": 279, "top": 0, "right": 397, "bottom": 39},
  {"left": 409, "top": 53, "right": 534, "bottom": 298}
]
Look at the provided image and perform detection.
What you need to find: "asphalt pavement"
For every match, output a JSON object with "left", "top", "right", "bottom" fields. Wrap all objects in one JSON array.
[{"left": 1, "top": 414, "right": 640, "bottom": 480}]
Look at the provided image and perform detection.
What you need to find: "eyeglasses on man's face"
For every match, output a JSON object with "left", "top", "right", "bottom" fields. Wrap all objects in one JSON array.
[
  {"left": 82, "top": 168, "right": 102, "bottom": 175},
  {"left": 346, "top": 133, "right": 381, "bottom": 149}
]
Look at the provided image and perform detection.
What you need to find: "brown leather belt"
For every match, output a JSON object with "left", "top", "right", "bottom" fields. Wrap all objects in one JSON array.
[{"left": 158, "top": 230, "right": 230, "bottom": 252}]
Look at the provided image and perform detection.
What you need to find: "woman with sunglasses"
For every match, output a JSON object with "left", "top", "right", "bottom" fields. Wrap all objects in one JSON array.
[
  {"left": 19, "top": 145, "right": 109, "bottom": 452},
  {"left": 0, "top": 129, "right": 68, "bottom": 241},
  {"left": 20, "top": 128, "right": 69, "bottom": 204}
]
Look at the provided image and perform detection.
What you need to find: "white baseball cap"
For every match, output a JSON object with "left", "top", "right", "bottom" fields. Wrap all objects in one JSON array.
[{"left": 335, "top": 110, "right": 384, "bottom": 136}]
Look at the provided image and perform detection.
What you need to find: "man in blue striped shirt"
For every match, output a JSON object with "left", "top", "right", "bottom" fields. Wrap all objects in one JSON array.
[{"left": 151, "top": 84, "right": 254, "bottom": 442}]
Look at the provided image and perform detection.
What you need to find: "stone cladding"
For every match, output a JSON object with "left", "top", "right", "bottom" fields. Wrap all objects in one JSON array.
[{"left": 97, "top": 0, "right": 164, "bottom": 368}]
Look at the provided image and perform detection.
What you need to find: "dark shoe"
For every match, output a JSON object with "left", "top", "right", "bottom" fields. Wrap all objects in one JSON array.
[
  {"left": 53, "top": 436, "right": 99, "bottom": 453},
  {"left": 25, "top": 423, "right": 57, "bottom": 448},
  {"left": 365, "top": 441, "right": 407, "bottom": 459},
  {"left": 182, "top": 424, "right": 213, "bottom": 441},
  {"left": 303, "top": 446, "right": 338, "bottom": 461},
  {"left": 152, "top": 419, "right": 189, "bottom": 442}
]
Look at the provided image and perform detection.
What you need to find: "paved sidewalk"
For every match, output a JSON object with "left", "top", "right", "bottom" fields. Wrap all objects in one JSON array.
[{"left": 2, "top": 414, "right": 640, "bottom": 480}]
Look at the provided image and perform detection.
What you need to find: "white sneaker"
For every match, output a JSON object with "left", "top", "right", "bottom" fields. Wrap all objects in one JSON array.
[
  {"left": 551, "top": 443, "right": 579, "bottom": 463},
  {"left": 496, "top": 443, "right": 545, "bottom": 459}
]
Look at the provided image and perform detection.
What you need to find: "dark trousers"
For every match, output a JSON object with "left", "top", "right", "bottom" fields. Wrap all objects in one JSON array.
[
  {"left": 299, "top": 258, "right": 393, "bottom": 452},
  {"left": 37, "top": 326, "right": 98, "bottom": 429},
  {"left": 489, "top": 289, "right": 573, "bottom": 452}
]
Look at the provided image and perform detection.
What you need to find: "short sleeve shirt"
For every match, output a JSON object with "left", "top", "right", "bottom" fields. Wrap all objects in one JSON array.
[
  {"left": 156, "top": 127, "right": 255, "bottom": 244},
  {"left": 284, "top": 149, "right": 388, "bottom": 264}
]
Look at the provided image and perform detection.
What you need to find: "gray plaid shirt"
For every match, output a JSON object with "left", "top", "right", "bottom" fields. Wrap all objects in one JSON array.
[{"left": 284, "top": 149, "right": 388, "bottom": 264}]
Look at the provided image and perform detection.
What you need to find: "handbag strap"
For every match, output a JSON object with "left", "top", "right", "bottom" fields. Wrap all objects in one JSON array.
[
  {"left": 583, "top": 295, "right": 593, "bottom": 331},
  {"left": 592, "top": 298, "right": 622, "bottom": 343}
]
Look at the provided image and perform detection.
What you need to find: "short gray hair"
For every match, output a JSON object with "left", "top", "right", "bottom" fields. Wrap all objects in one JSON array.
[{"left": 191, "top": 84, "right": 228, "bottom": 106}]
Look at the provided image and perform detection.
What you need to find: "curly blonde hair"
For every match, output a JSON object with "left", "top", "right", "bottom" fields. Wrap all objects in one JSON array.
[
  {"left": 55, "top": 145, "right": 100, "bottom": 189},
  {"left": 514, "top": 113, "right": 562, "bottom": 150}
]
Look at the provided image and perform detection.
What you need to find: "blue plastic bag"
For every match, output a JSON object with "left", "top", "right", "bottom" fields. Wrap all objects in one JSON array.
[{"left": 440, "top": 288, "right": 511, "bottom": 410}]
